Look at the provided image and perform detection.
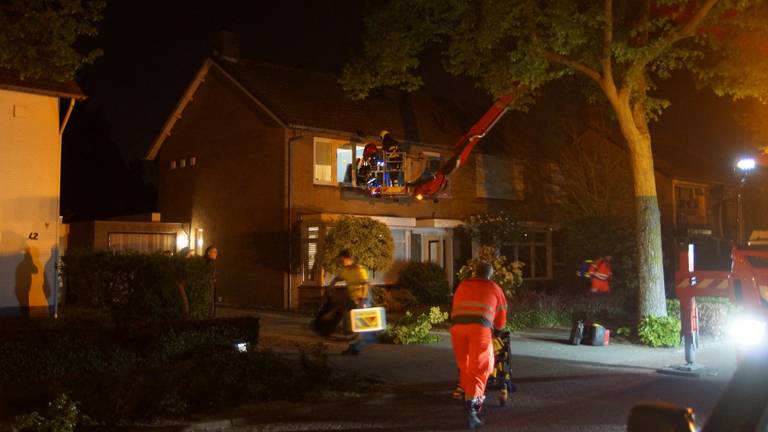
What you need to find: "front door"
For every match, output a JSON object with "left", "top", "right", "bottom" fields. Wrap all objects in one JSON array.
[{"left": 423, "top": 235, "right": 443, "bottom": 267}]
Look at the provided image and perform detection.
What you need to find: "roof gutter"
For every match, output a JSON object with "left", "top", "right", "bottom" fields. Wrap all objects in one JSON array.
[{"left": 59, "top": 97, "right": 76, "bottom": 137}]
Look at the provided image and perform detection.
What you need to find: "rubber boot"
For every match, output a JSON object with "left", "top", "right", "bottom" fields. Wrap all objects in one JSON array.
[{"left": 466, "top": 399, "right": 484, "bottom": 429}]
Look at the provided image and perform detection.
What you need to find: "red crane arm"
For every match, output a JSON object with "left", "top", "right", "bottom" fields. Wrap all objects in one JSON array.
[{"left": 411, "top": 93, "right": 517, "bottom": 198}]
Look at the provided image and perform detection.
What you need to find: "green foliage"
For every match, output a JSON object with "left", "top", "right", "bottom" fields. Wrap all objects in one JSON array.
[
  {"left": 457, "top": 246, "right": 523, "bottom": 298},
  {"left": 7, "top": 394, "right": 82, "bottom": 432},
  {"left": 321, "top": 216, "right": 394, "bottom": 274},
  {"left": 637, "top": 316, "right": 681, "bottom": 348},
  {"left": 0, "top": 319, "right": 260, "bottom": 385},
  {"left": 397, "top": 261, "right": 451, "bottom": 305},
  {"left": 0, "top": 0, "right": 104, "bottom": 81},
  {"left": 463, "top": 212, "right": 522, "bottom": 245},
  {"left": 666, "top": 298, "right": 681, "bottom": 320},
  {"left": 506, "top": 308, "right": 571, "bottom": 333},
  {"left": 615, "top": 326, "right": 633, "bottom": 337},
  {"left": 381, "top": 307, "right": 448, "bottom": 344},
  {"left": 0, "top": 318, "right": 366, "bottom": 421},
  {"left": 62, "top": 251, "right": 213, "bottom": 322},
  {"left": 343, "top": 0, "right": 768, "bottom": 104},
  {"left": 371, "top": 286, "right": 418, "bottom": 312}
]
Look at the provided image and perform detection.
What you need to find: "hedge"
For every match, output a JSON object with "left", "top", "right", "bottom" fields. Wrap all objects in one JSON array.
[{"left": 62, "top": 251, "right": 213, "bottom": 321}]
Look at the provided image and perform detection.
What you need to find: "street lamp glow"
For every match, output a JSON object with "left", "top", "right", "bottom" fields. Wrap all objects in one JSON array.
[{"left": 737, "top": 158, "right": 756, "bottom": 171}]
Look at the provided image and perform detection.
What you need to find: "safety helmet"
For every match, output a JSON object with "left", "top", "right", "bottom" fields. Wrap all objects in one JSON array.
[{"left": 379, "top": 130, "right": 390, "bottom": 140}]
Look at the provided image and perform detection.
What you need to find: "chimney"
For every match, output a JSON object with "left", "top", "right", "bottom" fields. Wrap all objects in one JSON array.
[{"left": 213, "top": 30, "right": 240, "bottom": 62}]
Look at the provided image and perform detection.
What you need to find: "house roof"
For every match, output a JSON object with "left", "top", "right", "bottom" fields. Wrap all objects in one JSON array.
[
  {"left": 0, "top": 70, "right": 85, "bottom": 100},
  {"left": 146, "top": 58, "right": 470, "bottom": 160},
  {"left": 219, "top": 59, "right": 468, "bottom": 144}
]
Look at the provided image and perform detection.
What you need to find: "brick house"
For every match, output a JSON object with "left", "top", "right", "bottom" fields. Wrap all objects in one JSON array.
[{"left": 145, "top": 55, "right": 570, "bottom": 309}]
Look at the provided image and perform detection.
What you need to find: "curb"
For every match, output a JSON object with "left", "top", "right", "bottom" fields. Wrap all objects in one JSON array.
[{"left": 181, "top": 418, "right": 387, "bottom": 431}]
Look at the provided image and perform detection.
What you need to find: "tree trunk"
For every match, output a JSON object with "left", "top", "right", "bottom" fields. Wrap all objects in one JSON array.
[{"left": 614, "top": 102, "right": 668, "bottom": 319}]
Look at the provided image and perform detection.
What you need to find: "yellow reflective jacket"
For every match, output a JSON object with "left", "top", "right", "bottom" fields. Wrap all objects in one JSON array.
[{"left": 337, "top": 265, "right": 370, "bottom": 303}]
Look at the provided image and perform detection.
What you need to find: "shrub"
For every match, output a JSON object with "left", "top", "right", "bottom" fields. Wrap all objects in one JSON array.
[
  {"left": 321, "top": 216, "right": 394, "bottom": 274},
  {"left": 0, "top": 318, "right": 371, "bottom": 422},
  {"left": 457, "top": 246, "right": 523, "bottom": 298},
  {"left": 666, "top": 299, "right": 681, "bottom": 319},
  {"left": 6, "top": 394, "right": 84, "bottom": 432},
  {"left": 506, "top": 308, "right": 571, "bottom": 332},
  {"left": 62, "top": 251, "right": 213, "bottom": 322},
  {"left": 371, "top": 286, "right": 417, "bottom": 312},
  {"left": 381, "top": 307, "right": 448, "bottom": 344},
  {"left": 0, "top": 318, "right": 260, "bottom": 384},
  {"left": 637, "top": 316, "right": 681, "bottom": 347},
  {"left": 397, "top": 261, "right": 451, "bottom": 305}
]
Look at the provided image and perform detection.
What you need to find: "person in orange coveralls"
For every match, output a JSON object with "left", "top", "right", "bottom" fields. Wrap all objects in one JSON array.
[
  {"left": 450, "top": 261, "right": 507, "bottom": 429},
  {"left": 589, "top": 256, "right": 613, "bottom": 293}
]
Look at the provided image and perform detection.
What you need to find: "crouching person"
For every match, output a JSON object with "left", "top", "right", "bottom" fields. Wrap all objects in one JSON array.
[{"left": 450, "top": 261, "right": 507, "bottom": 429}]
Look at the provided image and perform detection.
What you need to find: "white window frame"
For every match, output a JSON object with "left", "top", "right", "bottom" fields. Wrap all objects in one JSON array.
[{"left": 313, "top": 137, "right": 356, "bottom": 186}]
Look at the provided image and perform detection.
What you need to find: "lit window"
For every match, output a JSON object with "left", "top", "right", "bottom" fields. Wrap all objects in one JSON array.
[
  {"left": 180, "top": 158, "right": 187, "bottom": 168},
  {"left": 170, "top": 160, "right": 177, "bottom": 170},
  {"left": 190, "top": 157, "right": 196, "bottom": 167},
  {"left": 304, "top": 226, "right": 320, "bottom": 282},
  {"left": 314, "top": 137, "right": 357, "bottom": 185},
  {"left": 195, "top": 228, "right": 203, "bottom": 255}
]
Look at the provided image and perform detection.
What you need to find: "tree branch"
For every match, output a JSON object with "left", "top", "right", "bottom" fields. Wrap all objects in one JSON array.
[
  {"left": 601, "top": 0, "right": 613, "bottom": 83},
  {"left": 624, "top": 0, "right": 720, "bottom": 89},
  {"left": 542, "top": 50, "right": 602, "bottom": 84}
]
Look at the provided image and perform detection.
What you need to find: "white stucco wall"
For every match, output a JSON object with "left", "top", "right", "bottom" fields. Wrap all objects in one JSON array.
[{"left": 0, "top": 89, "right": 60, "bottom": 317}]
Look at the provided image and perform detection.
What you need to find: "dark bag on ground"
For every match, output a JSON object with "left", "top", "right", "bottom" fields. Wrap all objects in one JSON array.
[
  {"left": 569, "top": 320, "right": 585, "bottom": 345},
  {"left": 583, "top": 322, "right": 609, "bottom": 346},
  {"left": 311, "top": 287, "right": 347, "bottom": 336}
]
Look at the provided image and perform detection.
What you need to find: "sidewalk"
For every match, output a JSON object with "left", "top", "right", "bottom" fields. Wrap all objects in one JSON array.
[{"left": 220, "top": 307, "right": 738, "bottom": 383}]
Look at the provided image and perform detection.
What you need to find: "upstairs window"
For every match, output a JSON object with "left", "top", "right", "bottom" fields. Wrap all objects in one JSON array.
[
  {"left": 476, "top": 155, "right": 524, "bottom": 200},
  {"left": 314, "top": 138, "right": 357, "bottom": 185},
  {"left": 675, "top": 182, "right": 709, "bottom": 226}
]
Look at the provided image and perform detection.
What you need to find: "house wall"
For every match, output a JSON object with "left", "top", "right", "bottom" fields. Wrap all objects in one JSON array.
[
  {"left": 0, "top": 89, "right": 60, "bottom": 317},
  {"left": 158, "top": 67, "right": 286, "bottom": 308}
]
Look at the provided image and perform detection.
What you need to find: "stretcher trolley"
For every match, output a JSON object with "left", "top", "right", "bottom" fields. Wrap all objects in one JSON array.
[{"left": 486, "top": 330, "right": 517, "bottom": 406}]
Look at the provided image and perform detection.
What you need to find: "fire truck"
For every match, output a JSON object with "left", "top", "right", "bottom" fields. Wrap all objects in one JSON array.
[
  {"left": 352, "top": 94, "right": 517, "bottom": 200},
  {"left": 675, "top": 154, "right": 768, "bottom": 365}
]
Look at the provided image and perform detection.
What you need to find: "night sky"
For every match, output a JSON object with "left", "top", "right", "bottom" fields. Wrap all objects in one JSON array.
[{"left": 60, "top": 0, "right": 753, "bottom": 221}]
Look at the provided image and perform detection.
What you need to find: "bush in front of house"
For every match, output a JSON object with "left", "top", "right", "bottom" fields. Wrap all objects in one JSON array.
[
  {"left": 457, "top": 246, "right": 523, "bottom": 298},
  {"left": 380, "top": 306, "right": 448, "bottom": 344},
  {"left": 371, "top": 285, "right": 418, "bottom": 312},
  {"left": 637, "top": 316, "right": 681, "bottom": 347},
  {"left": 0, "top": 317, "right": 370, "bottom": 422},
  {"left": 0, "top": 317, "right": 260, "bottom": 385},
  {"left": 396, "top": 261, "right": 451, "bottom": 305},
  {"left": 321, "top": 216, "right": 394, "bottom": 274},
  {"left": 62, "top": 250, "right": 213, "bottom": 321}
]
